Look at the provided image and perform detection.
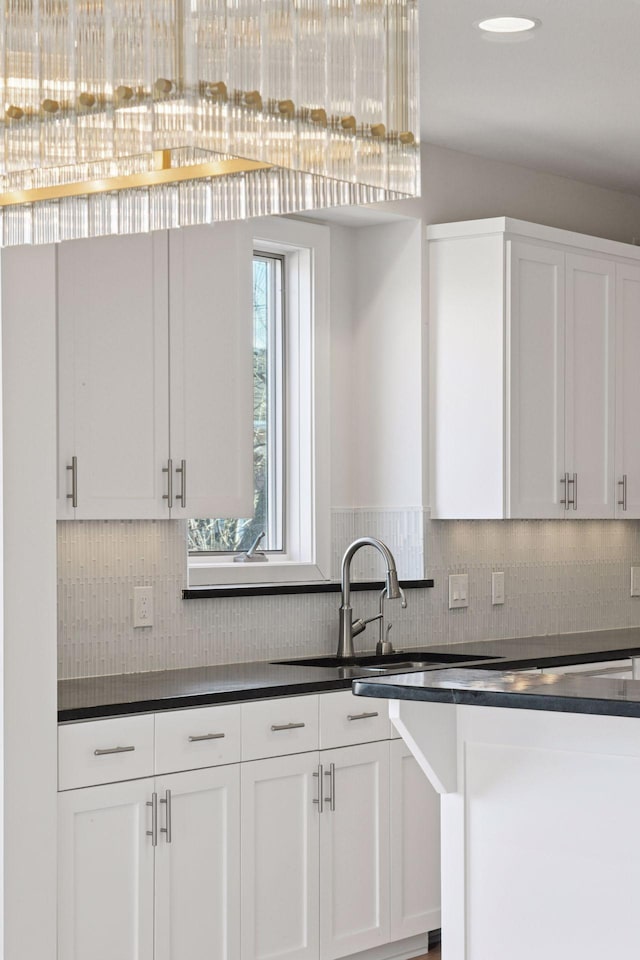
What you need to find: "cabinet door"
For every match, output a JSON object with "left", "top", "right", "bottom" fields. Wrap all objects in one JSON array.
[
  {"left": 155, "top": 765, "right": 241, "bottom": 960},
  {"left": 57, "top": 233, "right": 169, "bottom": 519},
  {"left": 241, "top": 752, "right": 321, "bottom": 960},
  {"left": 507, "top": 241, "right": 565, "bottom": 518},
  {"left": 615, "top": 263, "right": 640, "bottom": 518},
  {"left": 58, "top": 779, "right": 154, "bottom": 960},
  {"left": 389, "top": 739, "right": 441, "bottom": 941},
  {"left": 319, "top": 742, "right": 390, "bottom": 960},
  {"left": 168, "top": 223, "right": 254, "bottom": 520},
  {"left": 565, "top": 253, "right": 616, "bottom": 518}
]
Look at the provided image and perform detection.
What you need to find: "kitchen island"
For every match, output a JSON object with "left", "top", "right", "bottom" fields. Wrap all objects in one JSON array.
[{"left": 353, "top": 669, "right": 640, "bottom": 960}]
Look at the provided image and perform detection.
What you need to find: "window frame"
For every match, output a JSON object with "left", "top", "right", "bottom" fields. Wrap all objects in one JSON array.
[{"left": 188, "top": 217, "right": 331, "bottom": 586}]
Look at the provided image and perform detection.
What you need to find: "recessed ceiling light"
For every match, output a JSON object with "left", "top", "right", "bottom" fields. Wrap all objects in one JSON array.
[{"left": 477, "top": 16, "right": 540, "bottom": 34}]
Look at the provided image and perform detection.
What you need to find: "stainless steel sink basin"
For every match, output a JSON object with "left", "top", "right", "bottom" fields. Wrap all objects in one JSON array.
[{"left": 275, "top": 651, "right": 499, "bottom": 670}]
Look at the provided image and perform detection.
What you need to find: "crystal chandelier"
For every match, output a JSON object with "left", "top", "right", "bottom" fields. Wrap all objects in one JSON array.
[{"left": 0, "top": 0, "right": 420, "bottom": 246}]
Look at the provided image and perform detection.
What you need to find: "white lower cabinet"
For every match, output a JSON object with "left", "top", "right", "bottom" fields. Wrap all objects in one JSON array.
[
  {"left": 58, "top": 694, "right": 439, "bottom": 960},
  {"left": 319, "top": 742, "right": 390, "bottom": 960},
  {"left": 241, "top": 752, "right": 321, "bottom": 960},
  {"left": 58, "top": 779, "right": 155, "bottom": 960},
  {"left": 155, "top": 766, "right": 241, "bottom": 960},
  {"left": 240, "top": 740, "right": 433, "bottom": 960},
  {"left": 58, "top": 766, "right": 240, "bottom": 960}
]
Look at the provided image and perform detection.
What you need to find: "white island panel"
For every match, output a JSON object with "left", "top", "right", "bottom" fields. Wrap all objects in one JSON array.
[{"left": 392, "top": 699, "right": 640, "bottom": 960}]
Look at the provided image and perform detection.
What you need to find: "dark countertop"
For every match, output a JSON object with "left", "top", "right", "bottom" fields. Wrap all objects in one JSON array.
[
  {"left": 58, "top": 626, "right": 640, "bottom": 722},
  {"left": 353, "top": 667, "right": 640, "bottom": 720}
]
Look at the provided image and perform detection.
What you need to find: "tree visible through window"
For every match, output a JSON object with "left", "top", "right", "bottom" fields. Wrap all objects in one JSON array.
[{"left": 187, "top": 253, "right": 284, "bottom": 553}]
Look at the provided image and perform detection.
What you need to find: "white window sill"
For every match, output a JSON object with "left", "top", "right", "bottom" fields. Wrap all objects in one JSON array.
[{"left": 188, "top": 558, "right": 330, "bottom": 588}]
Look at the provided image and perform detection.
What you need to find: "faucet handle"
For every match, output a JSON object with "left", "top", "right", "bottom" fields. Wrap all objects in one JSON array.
[{"left": 352, "top": 612, "right": 382, "bottom": 637}]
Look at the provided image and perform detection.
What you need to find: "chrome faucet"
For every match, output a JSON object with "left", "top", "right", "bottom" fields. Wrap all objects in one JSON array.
[{"left": 336, "top": 537, "right": 403, "bottom": 659}]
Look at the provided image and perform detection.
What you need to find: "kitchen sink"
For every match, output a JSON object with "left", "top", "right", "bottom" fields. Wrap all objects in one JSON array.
[{"left": 275, "top": 651, "right": 499, "bottom": 670}]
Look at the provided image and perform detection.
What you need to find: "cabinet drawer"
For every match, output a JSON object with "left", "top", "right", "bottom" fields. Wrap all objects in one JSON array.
[
  {"left": 58, "top": 715, "right": 155, "bottom": 791},
  {"left": 242, "top": 695, "right": 319, "bottom": 761},
  {"left": 320, "top": 690, "right": 391, "bottom": 749},
  {"left": 155, "top": 704, "right": 241, "bottom": 774}
]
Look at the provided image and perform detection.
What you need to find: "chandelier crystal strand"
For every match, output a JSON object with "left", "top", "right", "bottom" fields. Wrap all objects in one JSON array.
[{"left": 0, "top": 0, "right": 419, "bottom": 245}]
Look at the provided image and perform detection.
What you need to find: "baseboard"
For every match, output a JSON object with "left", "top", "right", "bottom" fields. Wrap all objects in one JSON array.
[{"left": 347, "top": 933, "right": 430, "bottom": 960}]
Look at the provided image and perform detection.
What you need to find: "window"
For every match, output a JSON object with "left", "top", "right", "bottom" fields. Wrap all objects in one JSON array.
[{"left": 187, "top": 218, "right": 330, "bottom": 587}]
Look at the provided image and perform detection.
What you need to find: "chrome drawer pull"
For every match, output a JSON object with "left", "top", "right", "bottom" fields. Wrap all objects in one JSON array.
[
  {"left": 271, "top": 722, "right": 305, "bottom": 732},
  {"left": 94, "top": 745, "right": 135, "bottom": 756},
  {"left": 347, "top": 711, "right": 379, "bottom": 721},
  {"left": 188, "top": 732, "right": 225, "bottom": 742}
]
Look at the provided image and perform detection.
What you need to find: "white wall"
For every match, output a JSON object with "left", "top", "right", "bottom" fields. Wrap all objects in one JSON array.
[
  {"left": 387, "top": 142, "right": 640, "bottom": 244},
  {"left": 3, "top": 245, "right": 58, "bottom": 960},
  {"left": 330, "top": 221, "right": 425, "bottom": 511}
]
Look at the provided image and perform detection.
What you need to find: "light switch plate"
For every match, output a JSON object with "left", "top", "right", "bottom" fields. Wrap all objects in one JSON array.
[
  {"left": 449, "top": 573, "right": 469, "bottom": 610},
  {"left": 631, "top": 567, "right": 640, "bottom": 597},
  {"left": 492, "top": 571, "right": 505, "bottom": 605}
]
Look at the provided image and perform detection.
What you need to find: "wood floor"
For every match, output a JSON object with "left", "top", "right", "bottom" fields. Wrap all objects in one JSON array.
[{"left": 417, "top": 947, "right": 440, "bottom": 960}]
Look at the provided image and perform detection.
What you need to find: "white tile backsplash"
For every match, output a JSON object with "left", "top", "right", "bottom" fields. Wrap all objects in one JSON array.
[{"left": 58, "top": 513, "right": 640, "bottom": 679}]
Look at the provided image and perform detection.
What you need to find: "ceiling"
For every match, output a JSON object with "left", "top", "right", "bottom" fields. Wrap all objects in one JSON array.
[{"left": 421, "top": 0, "right": 640, "bottom": 196}]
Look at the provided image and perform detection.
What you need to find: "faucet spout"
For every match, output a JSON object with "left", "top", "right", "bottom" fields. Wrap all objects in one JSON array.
[{"left": 337, "top": 537, "right": 403, "bottom": 660}]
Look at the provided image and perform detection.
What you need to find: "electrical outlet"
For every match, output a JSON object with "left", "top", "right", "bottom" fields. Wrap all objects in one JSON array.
[
  {"left": 134, "top": 586, "right": 154, "bottom": 627},
  {"left": 631, "top": 567, "right": 640, "bottom": 598},
  {"left": 449, "top": 573, "right": 469, "bottom": 610},
  {"left": 492, "top": 571, "right": 505, "bottom": 605}
]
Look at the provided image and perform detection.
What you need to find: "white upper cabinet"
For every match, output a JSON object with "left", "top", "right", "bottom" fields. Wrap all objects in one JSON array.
[
  {"left": 507, "top": 241, "right": 565, "bottom": 519},
  {"left": 564, "top": 254, "right": 616, "bottom": 518},
  {"left": 56, "top": 223, "right": 253, "bottom": 520},
  {"left": 429, "top": 217, "right": 640, "bottom": 520},
  {"left": 57, "top": 233, "right": 169, "bottom": 519},
  {"left": 615, "top": 263, "right": 640, "bottom": 518},
  {"left": 168, "top": 223, "right": 254, "bottom": 520}
]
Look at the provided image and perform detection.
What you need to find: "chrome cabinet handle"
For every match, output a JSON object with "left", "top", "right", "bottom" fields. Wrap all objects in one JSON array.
[
  {"left": 347, "top": 711, "right": 379, "bottom": 721},
  {"left": 162, "top": 458, "right": 173, "bottom": 508},
  {"left": 618, "top": 475, "right": 628, "bottom": 511},
  {"left": 313, "top": 763, "right": 324, "bottom": 813},
  {"left": 324, "top": 763, "right": 336, "bottom": 812},
  {"left": 160, "top": 789, "right": 172, "bottom": 843},
  {"left": 560, "top": 473, "right": 569, "bottom": 509},
  {"left": 562, "top": 473, "right": 577, "bottom": 509},
  {"left": 271, "top": 722, "right": 305, "bottom": 732},
  {"left": 146, "top": 792, "right": 158, "bottom": 846},
  {"left": 176, "top": 459, "right": 187, "bottom": 507},
  {"left": 188, "top": 732, "right": 225, "bottom": 742},
  {"left": 66, "top": 455, "right": 78, "bottom": 508},
  {"left": 94, "top": 745, "right": 135, "bottom": 756}
]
